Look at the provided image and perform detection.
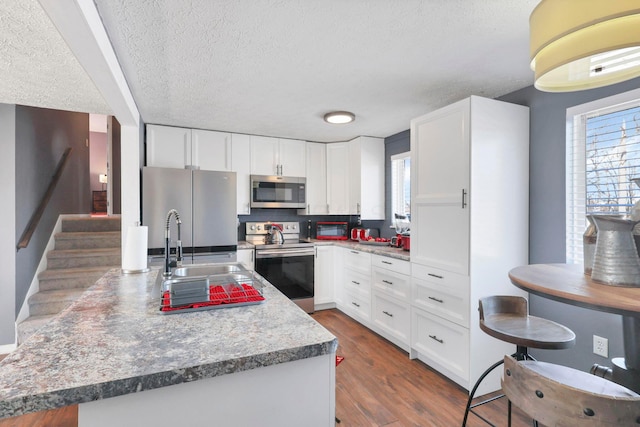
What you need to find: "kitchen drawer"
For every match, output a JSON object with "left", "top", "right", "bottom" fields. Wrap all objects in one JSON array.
[
  {"left": 411, "top": 306, "right": 469, "bottom": 382},
  {"left": 372, "top": 254, "right": 410, "bottom": 275},
  {"left": 412, "top": 263, "right": 469, "bottom": 290},
  {"left": 372, "top": 266, "right": 410, "bottom": 301},
  {"left": 372, "top": 291, "right": 410, "bottom": 345},
  {"left": 343, "top": 248, "right": 371, "bottom": 274},
  {"left": 412, "top": 275, "right": 469, "bottom": 328},
  {"left": 343, "top": 268, "right": 371, "bottom": 297},
  {"left": 342, "top": 288, "right": 371, "bottom": 321}
]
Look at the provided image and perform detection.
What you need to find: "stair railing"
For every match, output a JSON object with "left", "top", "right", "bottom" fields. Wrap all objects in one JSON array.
[{"left": 17, "top": 147, "right": 73, "bottom": 251}]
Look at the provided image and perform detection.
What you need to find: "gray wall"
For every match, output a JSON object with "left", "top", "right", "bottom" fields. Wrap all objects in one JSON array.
[
  {"left": 15, "top": 106, "right": 91, "bottom": 319},
  {"left": 499, "top": 76, "right": 640, "bottom": 371},
  {"left": 0, "top": 105, "right": 16, "bottom": 345}
]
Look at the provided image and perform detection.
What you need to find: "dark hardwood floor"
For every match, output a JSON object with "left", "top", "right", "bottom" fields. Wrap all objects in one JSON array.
[
  {"left": 0, "top": 309, "right": 533, "bottom": 426},
  {"left": 313, "top": 309, "right": 533, "bottom": 426}
]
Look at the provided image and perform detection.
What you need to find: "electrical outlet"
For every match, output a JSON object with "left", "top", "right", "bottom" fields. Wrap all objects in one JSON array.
[{"left": 593, "top": 335, "right": 608, "bottom": 358}]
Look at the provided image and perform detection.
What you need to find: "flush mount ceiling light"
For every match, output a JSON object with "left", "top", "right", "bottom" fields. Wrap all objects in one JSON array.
[
  {"left": 323, "top": 111, "right": 355, "bottom": 124},
  {"left": 530, "top": 0, "right": 640, "bottom": 92}
]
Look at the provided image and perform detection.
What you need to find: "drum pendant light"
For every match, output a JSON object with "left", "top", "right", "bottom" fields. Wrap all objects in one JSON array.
[{"left": 530, "top": 0, "right": 640, "bottom": 92}]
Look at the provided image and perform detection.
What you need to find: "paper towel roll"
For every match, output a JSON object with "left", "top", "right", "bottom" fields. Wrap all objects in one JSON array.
[{"left": 122, "top": 225, "right": 149, "bottom": 274}]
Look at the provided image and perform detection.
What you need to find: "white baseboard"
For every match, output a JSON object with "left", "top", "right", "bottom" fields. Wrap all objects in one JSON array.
[
  {"left": 0, "top": 343, "right": 17, "bottom": 354},
  {"left": 15, "top": 214, "right": 71, "bottom": 325}
]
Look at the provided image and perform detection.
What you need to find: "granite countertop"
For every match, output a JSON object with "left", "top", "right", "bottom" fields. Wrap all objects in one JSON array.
[
  {"left": 308, "top": 239, "right": 410, "bottom": 261},
  {"left": 238, "top": 240, "right": 410, "bottom": 261},
  {"left": 0, "top": 268, "right": 337, "bottom": 419}
]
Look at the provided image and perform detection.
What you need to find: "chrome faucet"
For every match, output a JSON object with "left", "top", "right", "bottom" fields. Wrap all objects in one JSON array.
[{"left": 163, "top": 209, "right": 183, "bottom": 278}]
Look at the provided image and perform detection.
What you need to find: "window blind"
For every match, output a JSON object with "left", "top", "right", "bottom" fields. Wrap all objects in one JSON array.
[{"left": 566, "top": 102, "right": 640, "bottom": 264}]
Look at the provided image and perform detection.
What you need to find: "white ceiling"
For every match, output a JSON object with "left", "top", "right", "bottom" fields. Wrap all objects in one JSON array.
[{"left": 1, "top": 0, "right": 540, "bottom": 143}]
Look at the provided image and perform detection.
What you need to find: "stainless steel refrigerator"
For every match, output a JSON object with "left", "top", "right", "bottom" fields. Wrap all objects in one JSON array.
[{"left": 142, "top": 167, "right": 237, "bottom": 264}]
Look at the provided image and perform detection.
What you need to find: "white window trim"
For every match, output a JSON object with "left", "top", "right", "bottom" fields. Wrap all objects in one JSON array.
[
  {"left": 566, "top": 87, "right": 640, "bottom": 264},
  {"left": 390, "top": 151, "right": 410, "bottom": 228}
]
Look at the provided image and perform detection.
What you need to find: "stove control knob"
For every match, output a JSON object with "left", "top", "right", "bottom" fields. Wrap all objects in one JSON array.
[
  {"left": 292, "top": 224, "right": 297, "bottom": 230},
  {"left": 257, "top": 225, "right": 262, "bottom": 231},
  {"left": 250, "top": 225, "right": 256, "bottom": 230}
]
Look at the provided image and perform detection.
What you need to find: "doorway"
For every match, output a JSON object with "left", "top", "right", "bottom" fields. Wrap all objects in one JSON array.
[{"left": 89, "top": 114, "right": 121, "bottom": 215}]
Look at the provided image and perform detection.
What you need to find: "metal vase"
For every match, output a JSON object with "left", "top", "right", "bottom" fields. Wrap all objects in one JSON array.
[
  {"left": 583, "top": 215, "right": 597, "bottom": 275},
  {"left": 590, "top": 215, "right": 640, "bottom": 287}
]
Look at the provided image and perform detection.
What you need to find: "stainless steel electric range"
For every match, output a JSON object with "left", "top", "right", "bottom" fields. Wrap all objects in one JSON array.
[{"left": 245, "top": 222, "right": 314, "bottom": 313}]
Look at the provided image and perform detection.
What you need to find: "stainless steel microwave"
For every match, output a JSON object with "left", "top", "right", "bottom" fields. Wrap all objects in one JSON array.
[{"left": 250, "top": 175, "right": 306, "bottom": 209}]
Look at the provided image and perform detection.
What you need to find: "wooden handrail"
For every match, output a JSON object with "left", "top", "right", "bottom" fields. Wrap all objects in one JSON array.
[{"left": 17, "top": 147, "right": 73, "bottom": 251}]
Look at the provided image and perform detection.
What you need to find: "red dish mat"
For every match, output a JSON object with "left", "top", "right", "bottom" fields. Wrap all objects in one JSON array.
[{"left": 161, "top": 283, "right": 264, "bottom": 312}]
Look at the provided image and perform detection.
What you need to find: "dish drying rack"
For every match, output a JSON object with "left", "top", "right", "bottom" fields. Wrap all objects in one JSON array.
[{"left": 159, "top": 270, "right": 265, "bottom": 314}]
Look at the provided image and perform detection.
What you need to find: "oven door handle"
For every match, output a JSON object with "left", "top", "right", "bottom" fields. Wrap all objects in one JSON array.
[{"left": 256, "top": 249, "right": 314, "bottom": 258}]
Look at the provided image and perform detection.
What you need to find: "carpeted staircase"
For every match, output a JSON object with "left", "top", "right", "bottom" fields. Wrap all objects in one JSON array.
[{"left": 17, "top": 216, "right": 121, "bottom": 344}]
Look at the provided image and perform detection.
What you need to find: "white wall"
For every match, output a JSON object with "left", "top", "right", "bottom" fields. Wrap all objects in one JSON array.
[{"left": 0, "top": 104, "right": 16, "bottom": 347}]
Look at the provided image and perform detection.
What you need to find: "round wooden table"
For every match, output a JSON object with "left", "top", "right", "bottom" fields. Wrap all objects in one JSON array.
[{"left": 509, "top": 263, "right": 640, "bottom": 393}]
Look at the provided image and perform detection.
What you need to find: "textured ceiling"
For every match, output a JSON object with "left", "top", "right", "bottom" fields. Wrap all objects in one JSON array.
[
  {"left": 1, "top": 0, "right": 540, "bottom": 143},
  {"left": 0, "top": 0, "right": 112, "bottom": 115}
]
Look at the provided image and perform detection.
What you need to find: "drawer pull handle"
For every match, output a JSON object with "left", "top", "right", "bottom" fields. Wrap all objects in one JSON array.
[
  {"left": 350, "top": 251, "right": 359, "bottom": 254},
  {"left": 383, "top": 311, "right": 393, "bottom": 317},
  {"left": 429, "top": 334, "right": 444, "bottom": 344},
  {"left": 352, "top": 302, "right": 361, "bottom": 308},
  {"left": 428, "top": 296, "right": 444, "bottom": 303},
  {"left": 382, "top": 280, "right": 393, "bottom": 285},
  {"left": 428, "top": 273, "right": 444, "bottom": 279},
  {"left": 381, "top": 260, "right": 392, "bottom": 265},
  {"left": 352, "top": 281, "right": 360, "bottom": 285}
]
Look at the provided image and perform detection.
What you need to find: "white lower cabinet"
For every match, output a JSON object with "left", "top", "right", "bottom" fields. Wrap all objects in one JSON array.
[
  {"left": 314, "top": 245, "right": 335, "bottom": 310},
  {"left": 372, "top": 291, "right": 410, "bottom": 350},
  {"left": 411, "top": 263, "right": 469, "bottom": 327},
  {"left": 237, "top": 248, "right": 254, "bottom": 270},
  {"left": 411, "top": 306, "right": 470, "bottom": 386},
  {"left": 342, "top": 289, "right": 371, "bottom": 322}
]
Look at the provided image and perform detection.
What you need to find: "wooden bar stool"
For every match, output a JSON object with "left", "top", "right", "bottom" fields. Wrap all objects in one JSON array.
[
  {"left": 462, "top": 295, "right": 576, "bottom": 426},
  {"left": 502, "top": 355, "right": 640, "bottom": 426}
]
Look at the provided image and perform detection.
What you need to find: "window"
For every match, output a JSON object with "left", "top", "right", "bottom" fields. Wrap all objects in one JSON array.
[
  {"left": 391, "top": 152, "right": 411, "bottom": 227},
  {"left": 566, "top": 89, "right": 640, "bottom": 263}
]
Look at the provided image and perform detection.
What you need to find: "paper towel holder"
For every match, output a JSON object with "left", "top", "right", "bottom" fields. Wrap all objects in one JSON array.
[{"left": 122, "top": 222, "right": 150, "bottom": 274}]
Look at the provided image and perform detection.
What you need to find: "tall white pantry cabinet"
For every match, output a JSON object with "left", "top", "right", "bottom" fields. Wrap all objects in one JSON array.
[{"left": 409, "top": 96, "right": 529, "bottom": 396}]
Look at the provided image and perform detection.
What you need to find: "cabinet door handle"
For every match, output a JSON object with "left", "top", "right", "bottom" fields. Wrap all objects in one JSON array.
[
  {"left": 383, "top": 311, "right": 393, "bottom": 317},
  {"left": 382, "top": 280, "right": 393, "bottom": 285},
  {"left": 428, "top": 296, "right": 444, "bottom": 303},
  {"left": 381, "top": 260, "right": 393, "bottom": 265},
  {"left": 352, "top": 280, "right": 360, "bottom": 285},
  {"left": 352, "top": 301, "right": 360, "bottom": 308},
  {"left": 428, "top": 273, "right": 444, "bottom": 279},
  {"left": 462, "top": 189, "right": 467, "bottom": 209},
  {"left": 350, "top": 251, "right": 359, "bottom": 255},
  {"left": 429, "top": 335, "right": 444, "bottom": 344}
]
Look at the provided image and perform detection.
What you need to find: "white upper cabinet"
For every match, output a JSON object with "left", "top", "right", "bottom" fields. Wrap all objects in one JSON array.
[
  {"left": 250, "top": 136, "right": 306, "bottom": 177},
  {"left": 146, "top": 124, "right": 191, "bottom": 168},
  {"left": 326, "top": 137, "right": 385, "bottom": 219},
  {"left": 192, "top": 129, "right": 232, "bottom": 171},
  {"left": 326, "top": 142, "right": 350, "bottom": 215},
  {"left": 278, "top": 138, "right": 307, "bottom": 177},
  {"left": 250, "top": 136, "right": 279, "bottom": 176},
  {"left": 299, "top": 142, "right": 327, "bottom": 215},
  {"left": 350, "top": 136, "right": 385, "bottom": 220},
  {"left": 231, "top": 133, "right": 251, "bottom": 215},
  {"left": 411, "top": 102, "right": 471, "bottom": 274},
  {"left": 146, "top": 124, "right": 233, "bottom": 172}
]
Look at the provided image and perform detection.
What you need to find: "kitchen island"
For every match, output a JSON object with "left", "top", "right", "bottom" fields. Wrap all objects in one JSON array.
[{"left": 0, "top": 268, "right": 338, "bottom": 426}]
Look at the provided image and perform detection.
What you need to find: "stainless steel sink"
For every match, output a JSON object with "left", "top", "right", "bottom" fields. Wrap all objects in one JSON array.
[{"left": 172, "top": 263, "right": 247, "bottom": 277}]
